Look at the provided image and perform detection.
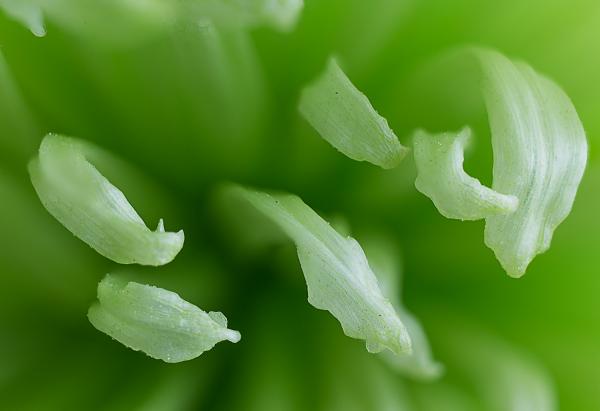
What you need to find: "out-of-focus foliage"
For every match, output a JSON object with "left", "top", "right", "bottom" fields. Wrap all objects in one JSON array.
[{"left": 0, "top": 0, "right": 599, "bottom": 410}]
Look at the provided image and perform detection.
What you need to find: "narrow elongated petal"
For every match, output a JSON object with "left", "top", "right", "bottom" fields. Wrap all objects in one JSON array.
[
  {"left": 29, "top": 134, "right": 184, "bottom": 266},
  {"left": 477, "top": 49, "right": 588, "bottom": 277},
  {"left": 364, "top": 236, "right": 443, "bottom": 380},
  {"left": 413, "top": 127, "right": 518, "bottom": 221},
  {"left": 258, "top": 0, "right": 304, "bottom": 31},
  {"left": 230, "top": 185, "right": 412, "bottom": 355},
  {"left": 299, "top": 58, "right": 408, "bottom": 169},
  {"left": 2, "top": 0, "right": 302, "bottom": 43},
  {"left": 88, "top": 275, "right": 241, "bottom": 363}
]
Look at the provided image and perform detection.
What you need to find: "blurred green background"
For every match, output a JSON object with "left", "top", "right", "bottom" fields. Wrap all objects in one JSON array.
[{"left": 0, "top": 0, "right": 598, "bottom": 410}]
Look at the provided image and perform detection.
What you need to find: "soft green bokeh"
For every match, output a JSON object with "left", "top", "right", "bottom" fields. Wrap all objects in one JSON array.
[{"left": 0, "top": 0, "right": 599, "bottom": 410}]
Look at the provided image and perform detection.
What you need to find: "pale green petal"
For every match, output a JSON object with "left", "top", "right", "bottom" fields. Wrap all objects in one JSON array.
[
  {"left": 2, "top": 0, "right": 302, "bottom": 43},
  {"left": 176, "top": 0, "right": 305, "bottom": 32},
  {"left": 29, "top": 134, "right": 184, "bottom": 266},
  {"left": 48, "top": 0, "right": 173, "bottom": 34},
  {"left": 2, "top": 0, "right": 174, "bottom": 45},
  {"left": 88, "top": 274, "right": 241, "bottom": 363},
  {"left": 363, "top": 235, "right": 443, "bottom": 380},
  {"left": 230, "top": 185, "right": 412, "bottom": 355},
  {"left": 257, "top": 0, "right": 304, "bottom": 31},
  {"left": 414, "top": 48, "right": 588, "bottom": 277},
  {"left": 0, "top": 0, "right": 45, "bottom": 36},
  {"left": 477, "top": 49, "right": 588, "bottom": 277},
  {"left": 299, "top": 58, "right": 408, "bottom": 169},
  {"left": 413, "top": 127, "right": 518, "bottom": 221}
]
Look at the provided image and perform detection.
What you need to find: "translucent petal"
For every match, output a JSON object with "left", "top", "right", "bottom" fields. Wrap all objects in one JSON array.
[
  {"left": 299, "top": 58, "right": 408, "bottom": 169},
  {"left": 230, "top": 185, "right": 412, "bottom": 355},
  {"left": 477, "top": 49, "right": 588, "bottom": 277},
  {"left": 29, "top": 134, "right": 184, "bottom": 266},
  {"left": 88, "top": 274, "right": 241, "bottom": 363},
  {"left": 413, "top": 126, "right": 518, "bottom": 221}
]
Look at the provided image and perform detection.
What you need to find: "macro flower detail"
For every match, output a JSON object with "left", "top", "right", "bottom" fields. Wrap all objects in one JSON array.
[
  {"left": 299, "top": 57, "right": 408, "bottom": 169},
  {"left": 29, "top": 134, "right": 184, "bottom": 266},
  {"left": 413, "top": 126, "right": 519, "bottom": 221},
  {"left": 412, "top": 49, "right": 588, "bottom": 278},
  {"left": 88, "top": 274, "right": 241, "bottom": 363},
  {"left": 476, "top": 49, "right": 588, "bottom": 278},
  {"left": 230, "top": 185, "right": 412, "bottom": 355},
  {"left": 0, "top": 1, "right": 597, "bottom": 409}
]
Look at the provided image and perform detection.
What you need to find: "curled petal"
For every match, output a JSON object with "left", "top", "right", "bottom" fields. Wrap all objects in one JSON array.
[
  {"left": 29, "top": 134, "right": 184, "bottom": 266},
  {"left": 413, "top": 126, "right": 518, "bottom": 221},
  {"left": 476, "top": 49, "right": 588, "bottom": 277}
]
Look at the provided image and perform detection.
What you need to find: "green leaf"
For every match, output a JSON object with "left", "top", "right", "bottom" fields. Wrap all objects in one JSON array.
[
  {"left": 29, "top": 134, "right": 184, "bottom": 266},
  {"left": 88, "top": 274, "right": 241, "bottom": 363},
  {"left": 229, "top": 184, "right": 412, "bottom": 355},
  {"left": 299, "top": 57, "right": 408, "bottom": 169},
  {"left": 413, "top": 127, "right": 518, "bottom": 221}
]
